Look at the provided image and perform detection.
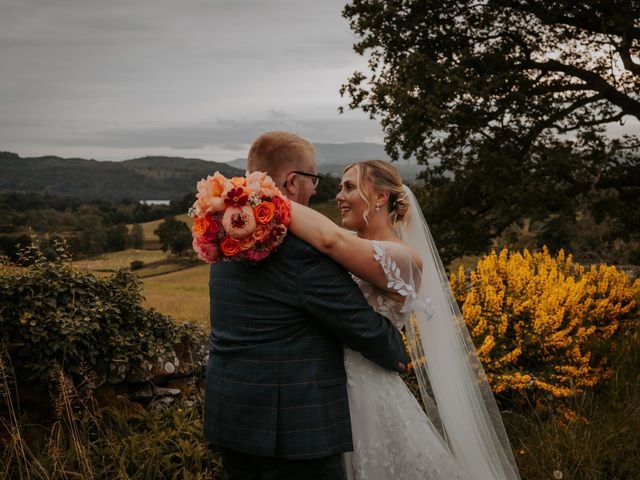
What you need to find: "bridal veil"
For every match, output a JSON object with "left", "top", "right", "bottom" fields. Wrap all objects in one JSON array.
[{"left": 397, "top": 185, "right": 521, "bottom": 480}]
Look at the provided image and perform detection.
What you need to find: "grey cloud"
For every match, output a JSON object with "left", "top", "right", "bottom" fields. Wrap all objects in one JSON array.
[{"left": 40, "top": 115, "right": 383, "bottom": 149}]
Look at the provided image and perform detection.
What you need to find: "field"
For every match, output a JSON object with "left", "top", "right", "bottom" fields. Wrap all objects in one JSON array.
[
  {"left": 128, "top": 213, "right": 192, "bottom": 242},
  {"left": 73, "top": 202, "right": 342, "bottom": 330},
  {"left": 142, "top": 264, "right": 210, "bottom": 328},
  {"left": 73, "top": 249, "right": 168, "bottom": 271}
]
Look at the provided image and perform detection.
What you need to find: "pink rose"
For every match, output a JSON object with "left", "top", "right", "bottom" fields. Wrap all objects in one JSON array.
[{"left": 192, "top": 237, "right": 218, "bottom": 263}]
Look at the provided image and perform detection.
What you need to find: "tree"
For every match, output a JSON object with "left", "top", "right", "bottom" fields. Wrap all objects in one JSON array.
[
  {"left": 129, "top": 223, "right": 144, "bottom": 249},
  {"left": 69, "top": 212, "right": 108, "bottom": 256},
  {"left": 311, "top": 174, "right": 340, "bottom": 204},
  {"left": 341, "top": 0, "right": 640, "bottom": 261},
  {"left": 154, "top": 217, "right": 192, "bottom": 255},
  {"left": 106, "top": 224, "right": 128, "bottom": 252}
]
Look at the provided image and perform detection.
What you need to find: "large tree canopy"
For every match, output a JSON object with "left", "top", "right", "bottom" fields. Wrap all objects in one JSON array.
[{"left": 341, "top": 0, "right": 640, "bottom": 262}]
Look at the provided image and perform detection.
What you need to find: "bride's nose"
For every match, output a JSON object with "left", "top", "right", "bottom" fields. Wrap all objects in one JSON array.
[{"left": 336, "top": 189, "right": 345, "bottom": 202}]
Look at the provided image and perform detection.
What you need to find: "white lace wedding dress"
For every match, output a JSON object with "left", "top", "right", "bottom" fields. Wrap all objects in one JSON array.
[{"left": 343, "top": 240, "right": 470, "bottom": 480}]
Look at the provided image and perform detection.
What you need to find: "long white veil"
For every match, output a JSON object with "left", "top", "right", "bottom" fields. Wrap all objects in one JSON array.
[{"left": 398, "top": 185, "right": 521, "bottom": 480}]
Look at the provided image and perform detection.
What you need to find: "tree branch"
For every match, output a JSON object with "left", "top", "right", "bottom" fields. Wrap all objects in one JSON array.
[
  {"left": 526, "top": 59, "right": 640, "bottom": 119},
  {"left": 553, "top": 111, "right": 627, "bottom": 134},
  {"left": 618, "top": 32, "right": 640, "bottom": 76}
]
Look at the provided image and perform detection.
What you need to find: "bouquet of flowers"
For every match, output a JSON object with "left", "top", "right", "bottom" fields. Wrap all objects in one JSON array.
[{"left": 189, "top": 171, "right": 291, "bottom": 264}]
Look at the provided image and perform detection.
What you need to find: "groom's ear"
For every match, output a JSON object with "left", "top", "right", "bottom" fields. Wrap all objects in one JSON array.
[{"left": 283, "top": 173, "right": 297, "bottom": 197}]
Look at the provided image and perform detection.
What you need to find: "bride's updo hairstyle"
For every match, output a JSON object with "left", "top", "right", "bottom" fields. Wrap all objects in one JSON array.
[{"left": 344, "top": 160, "right": 410, "bottom": 227}]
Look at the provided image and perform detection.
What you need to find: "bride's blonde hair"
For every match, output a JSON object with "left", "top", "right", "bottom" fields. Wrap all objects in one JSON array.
[{"left": 344, "top": 160, "right": 410, "bottom": 226}]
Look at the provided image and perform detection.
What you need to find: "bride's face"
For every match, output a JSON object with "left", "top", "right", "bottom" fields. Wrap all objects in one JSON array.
[{"left": 336, "top": 167, "right": 370, "bottom": 231}]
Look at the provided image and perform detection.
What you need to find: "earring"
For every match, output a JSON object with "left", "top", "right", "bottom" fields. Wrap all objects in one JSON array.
[{"left": 375, "top": 204, "right": 380, "bottom": 211}]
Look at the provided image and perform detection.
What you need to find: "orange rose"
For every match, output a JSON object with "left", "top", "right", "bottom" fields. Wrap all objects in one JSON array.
[
  {"left": 254, "top": 201, "right": 276, "bottom": 224},
  {"left": 192, "top": 216, "right": 209, "bottom": 236},
  {"left": 273, "top": 196, "right": 291, "bottom": 226},
  {"left": 220, "top": 236, "right": 241, "bottom": 257}
]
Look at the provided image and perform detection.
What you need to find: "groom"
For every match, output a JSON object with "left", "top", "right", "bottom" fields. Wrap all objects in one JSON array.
[{"left": 203, "top": 131, "right": 409, "bottom": 480}]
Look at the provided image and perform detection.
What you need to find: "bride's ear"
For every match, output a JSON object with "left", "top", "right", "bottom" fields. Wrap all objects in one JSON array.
[{"left": 376, "top": 189, "right": 390, "bottom": 208}]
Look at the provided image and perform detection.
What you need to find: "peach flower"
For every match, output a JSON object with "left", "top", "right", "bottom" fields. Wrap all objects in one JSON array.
[
  {"left": 240, "top": 236, "right": 257, "bottom": 251},
  {"left": 221, "top": 205, "right": 257, "bottom": 240},
  {"left": 246, "top": 171, "right": 278, "bottom": 198},
  {"left": 231, "top": 176, "right": 247, "bottom": 188},
  {"left": 196, "top": 172, "right": 230, "bottom": 214},
  {"left": 252, "top": 224, "right": 270, "bottom": 242}
]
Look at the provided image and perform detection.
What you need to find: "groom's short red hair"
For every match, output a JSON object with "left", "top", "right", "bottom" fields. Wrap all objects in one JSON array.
[{"left": 247, "top": 131, "right": 316, "bottom": 184}]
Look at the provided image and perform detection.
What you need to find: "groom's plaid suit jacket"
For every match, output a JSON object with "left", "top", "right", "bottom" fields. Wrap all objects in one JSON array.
[{"left": 203, "top": 235, "right": 408, "bottom": 460}]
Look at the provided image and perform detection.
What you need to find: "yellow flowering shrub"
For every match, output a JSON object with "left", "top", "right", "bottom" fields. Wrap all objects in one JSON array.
[{"left": 450, "top": 247, "right": 640, "bottom": 402}]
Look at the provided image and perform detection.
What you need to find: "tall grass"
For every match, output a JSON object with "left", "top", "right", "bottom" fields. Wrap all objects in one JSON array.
[
  {"left": 2, "top": 337, "right": 639, "bottom": 478},
  {"left": 504, "top": 336, "right": 640, "bottom": 479},
  {"left": 0, "top": 349, "right": 222, "bottom": 480}
]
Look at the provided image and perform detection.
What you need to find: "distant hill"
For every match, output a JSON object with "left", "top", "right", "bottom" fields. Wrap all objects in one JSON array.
[
  {"left": 227, "top": 142, "right": 427, "bottom": 182},
  {"left": 0, "top": 142, "right": 428, "bottom": 201},
  {"left": 0, "top": 152, "right": 243, "bottom": 201}
]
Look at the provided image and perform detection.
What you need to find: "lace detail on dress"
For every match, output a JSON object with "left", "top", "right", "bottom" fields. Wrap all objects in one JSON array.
[
  {"left": 343, "top": 240, "right": 470, "bottom": 480},
  {"left": 371, "top": 241, "right": 416, "bottom": 299}
]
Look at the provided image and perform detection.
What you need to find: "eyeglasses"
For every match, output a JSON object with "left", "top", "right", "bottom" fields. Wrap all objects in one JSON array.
[{"left": 288, "top": 170, "right": 322, "bottom": 188}]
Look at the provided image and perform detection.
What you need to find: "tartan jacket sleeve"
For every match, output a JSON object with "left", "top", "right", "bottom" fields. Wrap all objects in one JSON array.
[{"left": 295, "top": 239, "right": 409, "bottom": 373}]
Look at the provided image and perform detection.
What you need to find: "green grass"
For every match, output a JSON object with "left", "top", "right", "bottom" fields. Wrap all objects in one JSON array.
[
  {"left": 73, "top": 249, "right": 168, "bottom": 271},
  {"left": 128, "top": 213, "right": 192, "bottom": 242},
  {"left": 142, "top": 264, "right": 210, "bottom": 330},
  {"left": 503, "top": 337, "right": 640, "bottom": 479}
]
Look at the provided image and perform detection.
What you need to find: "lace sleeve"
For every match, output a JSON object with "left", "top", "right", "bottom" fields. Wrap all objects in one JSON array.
[
  {"left": 371, "top": 240, "right": 435, "bottom": 318},
  {"left": 371, "top": 240, "right": 421, "bottom": 301}
]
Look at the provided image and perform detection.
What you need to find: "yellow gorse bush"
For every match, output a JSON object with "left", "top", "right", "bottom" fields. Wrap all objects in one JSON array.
[{"left": 450, "top": 247, "right": 640, "bottom": 402}]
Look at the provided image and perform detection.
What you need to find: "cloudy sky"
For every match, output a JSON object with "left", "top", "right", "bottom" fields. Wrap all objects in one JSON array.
[
  {"left": 2, "top": 0, "right": 636, "bottom": 163},
  {"left": 0, "top": 0, "right": 385, "bottom": 162}
]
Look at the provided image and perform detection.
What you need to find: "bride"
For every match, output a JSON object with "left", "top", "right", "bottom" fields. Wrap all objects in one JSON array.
[{"left": 288, "top": 160, "right": 521, "bottom": 480}]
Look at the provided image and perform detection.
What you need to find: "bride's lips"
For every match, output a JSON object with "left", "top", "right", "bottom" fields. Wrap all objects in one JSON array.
[{"left": 339, "top": 204, "right": 350, "bottom": 216}]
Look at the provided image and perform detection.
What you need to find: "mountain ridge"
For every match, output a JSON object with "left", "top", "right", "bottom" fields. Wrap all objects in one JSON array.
[
  {"left": 0, "top": 151, "right": 243, "bottom": 201},
  {"left": 0, "top": 142, "right": 426, "bottom": 201}
]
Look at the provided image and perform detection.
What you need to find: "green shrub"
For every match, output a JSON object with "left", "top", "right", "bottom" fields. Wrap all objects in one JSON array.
[
  {"left": 0, "top": 242, "right": 202, "bottom": 388},
  {"left": 130, "top": 259, "right": 145, "bottom": 270}
]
